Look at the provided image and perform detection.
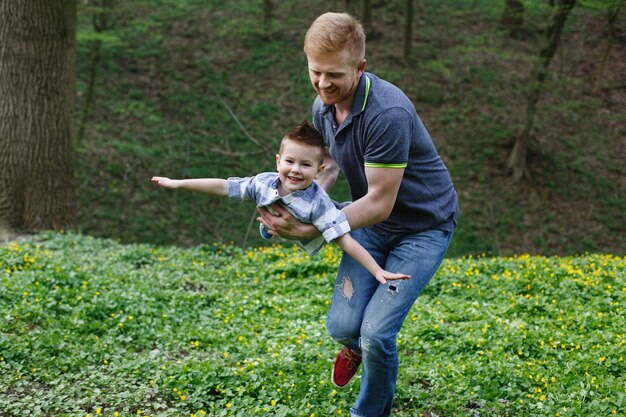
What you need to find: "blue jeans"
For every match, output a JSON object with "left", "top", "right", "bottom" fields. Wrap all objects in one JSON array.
[{"left": 326, "top": 225, "right": 455, "bottom": 417}]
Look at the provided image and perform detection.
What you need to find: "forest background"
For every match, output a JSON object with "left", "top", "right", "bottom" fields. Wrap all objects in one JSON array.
[{"left": 72, "top": 0, "right": 625, "bottom": 257}]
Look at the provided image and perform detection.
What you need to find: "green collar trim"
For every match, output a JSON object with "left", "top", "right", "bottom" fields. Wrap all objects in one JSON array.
[{"left": 361, "top": 75, "right": 370, "bottom": 112}]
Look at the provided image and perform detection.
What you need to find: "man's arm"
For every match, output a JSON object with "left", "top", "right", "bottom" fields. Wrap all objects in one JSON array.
[
  {"left": 316, "top": 149, "right": 340, "bottom": 193},
  {"left": 257, "top": 166, "right": 403, "bottom": 240},
  {"left": 341, "top": 166, "right": 404, "bottom": 230},
  {"left": 151, "top": 177, "right": 228, "bottom": 196}
]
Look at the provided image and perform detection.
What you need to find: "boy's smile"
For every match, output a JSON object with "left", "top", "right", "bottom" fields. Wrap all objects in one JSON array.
[{"left": 275, "top": 139, "right": 324, "bottom": 196}]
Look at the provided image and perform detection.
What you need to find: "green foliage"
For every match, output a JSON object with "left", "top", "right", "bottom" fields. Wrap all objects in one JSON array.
[
  {"left": 73, "top": 0, "right": 626, "bottom": 256},
  {"left": 1, "top": 233, "right": 625, "bottom": 416},
  {"left": 579, "top": 0, "right": 625, "bottom": 10}
]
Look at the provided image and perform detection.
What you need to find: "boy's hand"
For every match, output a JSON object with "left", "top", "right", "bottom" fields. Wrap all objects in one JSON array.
[
  {"left": 151, "top": 176, "right": 179, "bottom": 189},
  {"left": 374, "top": 271, "right": 411, "bottom": 285}
]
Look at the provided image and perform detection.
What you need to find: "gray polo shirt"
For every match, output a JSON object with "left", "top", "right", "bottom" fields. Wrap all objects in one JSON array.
[{"left": 312, "top": 72, "right": 458, "bottom": 235}]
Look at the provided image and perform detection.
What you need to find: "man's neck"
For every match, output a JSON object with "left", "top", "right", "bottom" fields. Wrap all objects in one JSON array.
[{"left": 334, "top": 100, "right": 353, "bottom": 125}]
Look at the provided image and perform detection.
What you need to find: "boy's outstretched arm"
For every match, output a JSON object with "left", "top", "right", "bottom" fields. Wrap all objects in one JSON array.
[
  {"left": 151, "top": 176, "right": 228, "bottom": 196},
  {"left": 335, "top": 234, "right": 410, "bottom": 285}
]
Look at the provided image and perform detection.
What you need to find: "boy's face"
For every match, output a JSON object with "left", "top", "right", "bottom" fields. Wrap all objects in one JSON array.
[
  {"left": 276, "top": 139, "right": 324, "bottom": 194},
  {"left": 306, "top": 48, "right": 366, "bottom": 107}
]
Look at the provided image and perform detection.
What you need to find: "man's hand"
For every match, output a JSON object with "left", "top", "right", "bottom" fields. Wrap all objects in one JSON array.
[{"left": 257, "top": 204, "right": 320, "bottom": 240}]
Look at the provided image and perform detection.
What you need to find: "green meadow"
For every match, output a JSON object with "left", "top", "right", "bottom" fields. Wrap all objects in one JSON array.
[{"left": 1, "top": 233, "right": 624, "bottom": 416}]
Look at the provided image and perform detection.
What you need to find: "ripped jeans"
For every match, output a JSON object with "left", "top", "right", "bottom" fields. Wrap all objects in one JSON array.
[{"left": 327, "top": 225, "right": 455, "bottom": 417}]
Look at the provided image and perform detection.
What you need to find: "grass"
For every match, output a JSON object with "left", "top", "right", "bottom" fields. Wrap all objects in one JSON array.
[{"left": 1, "top": 232, "right": 624, "bottom": 416}]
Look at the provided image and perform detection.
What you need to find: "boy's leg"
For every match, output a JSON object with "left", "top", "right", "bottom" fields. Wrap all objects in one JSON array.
[{"left": 259, "top": 223, "right": 273, "bottom": 239}]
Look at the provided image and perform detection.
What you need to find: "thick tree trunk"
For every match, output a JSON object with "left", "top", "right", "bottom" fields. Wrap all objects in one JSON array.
[
  {"left": 0, "top": 1, "right": 77, "bottom": 233},
  {"left": 506, "top": 0, "right": 576, "bottom": 182}
]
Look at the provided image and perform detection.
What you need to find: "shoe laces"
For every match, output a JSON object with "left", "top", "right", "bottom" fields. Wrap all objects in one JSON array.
[{"left": 342, "top": 349, "right": 361, "bottom": 370}]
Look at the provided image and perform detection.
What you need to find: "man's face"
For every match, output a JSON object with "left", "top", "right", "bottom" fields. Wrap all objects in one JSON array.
[{"left": 306, "top": 49, "right": 366, "bottom": 108}]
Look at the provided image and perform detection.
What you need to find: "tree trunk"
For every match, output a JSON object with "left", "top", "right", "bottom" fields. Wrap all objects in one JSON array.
[
  {"left": 506, "top": 0, "right": 576, "bottom": 182},
  {"left": 500, "top": 0, "right": 525, "bottom": 37},
  {"left": 0, "top": 1, "right": 77, "bottom": 233},
  {"left": 403, "top": 0, "right": 413, "bottom": 62},
  {"left": 78, "top": 0, "right": 114, "bottom": 144},
  {"left": 361, "top": 0, "right": 372, "bottom": 35},
  {"left": 345, "top": 0, "right": 355, "bottom": 14},
  {"left": 262, "top": 0, "right": 273, "bottom": 35},
  {"left": 592, "top": 4, "right": 621, "bottom": 94}
]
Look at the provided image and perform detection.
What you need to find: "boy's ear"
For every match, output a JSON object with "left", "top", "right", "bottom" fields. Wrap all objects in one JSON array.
[
  {"left": 275, "top": 154, "right": 280, "bottom": 170},
  {"left": 315, "top": 164, "right": 325, "bottom": 178}
]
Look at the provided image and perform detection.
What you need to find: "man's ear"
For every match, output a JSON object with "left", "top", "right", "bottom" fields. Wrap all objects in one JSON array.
[{"left": 357, "top": 58, "right": 367, "bottom": 75}]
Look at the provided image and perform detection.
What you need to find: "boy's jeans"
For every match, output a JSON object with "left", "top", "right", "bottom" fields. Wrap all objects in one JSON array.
[{"left": 326, "top": 225, "right": 455, "bottom": 417}]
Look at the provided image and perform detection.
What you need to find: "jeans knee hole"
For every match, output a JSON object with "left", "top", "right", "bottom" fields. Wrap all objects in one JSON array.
[{"left": 339, "top": 276, "right": 354, "bottom": 301}]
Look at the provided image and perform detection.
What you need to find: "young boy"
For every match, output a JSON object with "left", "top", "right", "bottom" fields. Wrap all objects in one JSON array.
[{"left": 151, "top": 121, "right": 410, "bottom": 285}]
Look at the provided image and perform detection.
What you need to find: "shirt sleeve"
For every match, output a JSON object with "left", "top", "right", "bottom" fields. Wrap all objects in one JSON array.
[
  {"left": 227, "top": 176, "right": 256, "bottom": 201},
  {"left": 310, "top": 194, "right": 351, "bottom": 243},
  {"left": 363, "top": 107, "right": 411, "bottom": 168}
]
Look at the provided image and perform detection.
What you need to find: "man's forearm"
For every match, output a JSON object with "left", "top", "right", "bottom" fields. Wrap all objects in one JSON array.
[
  {"left": 342, "top": 166, "right": 403, "bottom": 230},
  {"left": 341, "top": 193, "right": 394, "bottom": 230}
]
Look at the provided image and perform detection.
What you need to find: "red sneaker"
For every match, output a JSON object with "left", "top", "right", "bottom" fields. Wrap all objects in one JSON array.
[{"left": 331, "top": 346, "right": 362, "bottom": 388}]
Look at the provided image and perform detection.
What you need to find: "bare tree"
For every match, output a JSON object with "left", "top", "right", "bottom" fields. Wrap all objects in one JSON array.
[
  {"left": 361, "top": 0, "right": 373, "bottom": 35},
  {"left": 592, "top": 1, "right": 623, "bottom": 94},
  {"left": 78, "top": 0, "right": 114, "bottom": 144},
  {"left": 506, "top": 0, "right": 577, "bottom": 182},
  {"left": 500, "top": 0, "right": 525, "bottom": 37},
  {"left": 262, "top": 0, "right": 273, "bottom": 35},
  {"left": 404, "top": 0, "right": 414, "bottom": 61},
  {"left": 345, "top": 0, "right": 356, "bottom": 14},
  {"left": 0, "top": 1, "right": 77, "bottom": 235}
]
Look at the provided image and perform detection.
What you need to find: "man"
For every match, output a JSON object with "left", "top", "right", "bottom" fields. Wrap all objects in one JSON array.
[{"left": 258, "top": 12, "right": 458, "bottom": 417}]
